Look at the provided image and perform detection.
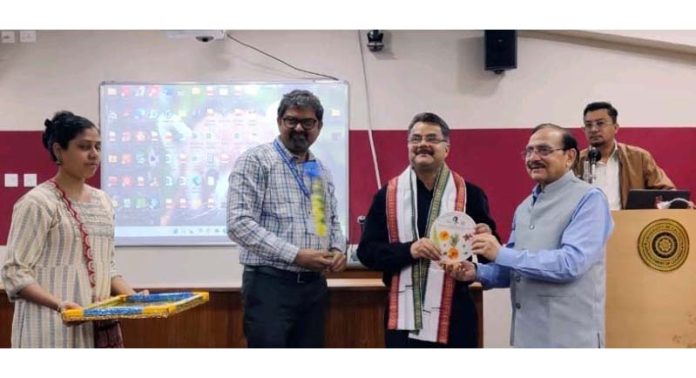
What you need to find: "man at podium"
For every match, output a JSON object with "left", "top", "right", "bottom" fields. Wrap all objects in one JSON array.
[{"left": 574, "top": 101, "right": 675, "bottom": 210}]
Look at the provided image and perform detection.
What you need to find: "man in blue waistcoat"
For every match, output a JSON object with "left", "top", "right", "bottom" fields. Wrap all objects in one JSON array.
[{"left": 450, "top": 123, "right": 614, "bottom": 347}]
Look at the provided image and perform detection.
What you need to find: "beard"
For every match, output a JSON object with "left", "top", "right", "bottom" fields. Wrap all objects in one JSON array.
[{"left": 285, "top": 131, "right": 311, "bottom": 155}]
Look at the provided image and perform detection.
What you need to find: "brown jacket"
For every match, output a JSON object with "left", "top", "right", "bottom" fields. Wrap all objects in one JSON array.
[{"left": 574, "top": 142, "right": 675, "bottom": 209}]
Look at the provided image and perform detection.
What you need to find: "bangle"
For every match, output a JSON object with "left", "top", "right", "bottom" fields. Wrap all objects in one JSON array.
[{"left": 55, "top": 301, "right": 64, "bottom": 312}]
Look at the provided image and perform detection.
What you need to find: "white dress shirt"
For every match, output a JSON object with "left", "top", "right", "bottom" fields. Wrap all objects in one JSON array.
[{"left": 594, "top": 142, "right": 621, "bottom": 210}]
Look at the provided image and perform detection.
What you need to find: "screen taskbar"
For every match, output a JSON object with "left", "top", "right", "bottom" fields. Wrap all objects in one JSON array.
[{"left": 115, "top": 226, "right": 233, "bottom": 246}]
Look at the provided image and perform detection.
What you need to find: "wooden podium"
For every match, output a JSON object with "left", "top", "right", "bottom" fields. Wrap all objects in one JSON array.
[{"left": 606, "top": 210, "right": 695, "bottom": 347}]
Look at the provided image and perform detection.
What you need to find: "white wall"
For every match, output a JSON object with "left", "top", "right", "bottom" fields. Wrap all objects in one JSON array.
[{"left": 2, "top": 30, "right": 696, "bottom": 347}]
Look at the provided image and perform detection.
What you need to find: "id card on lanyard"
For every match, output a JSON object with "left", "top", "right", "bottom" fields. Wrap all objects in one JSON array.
[{"left": 273, "top": 140, "right": 328, "bottom": 241}]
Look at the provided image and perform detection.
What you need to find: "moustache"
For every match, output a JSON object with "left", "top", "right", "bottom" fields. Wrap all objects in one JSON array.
[
  {"left": 414, "top": 148, "right": 433, "bottom": 155},
  {"left": 527, "top": 162, "right": 545, "bottom": 170},
  {"left": 290, "top": 131, "right": 308, "bottom": 139}
]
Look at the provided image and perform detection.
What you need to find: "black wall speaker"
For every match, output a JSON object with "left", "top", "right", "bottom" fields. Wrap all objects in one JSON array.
[{"left": 485, "top": 30, "right": 517, "bottom": 74}]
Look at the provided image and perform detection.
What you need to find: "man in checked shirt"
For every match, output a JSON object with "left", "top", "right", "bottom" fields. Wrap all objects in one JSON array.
[{"left": 227, "top": 89, "right": 346, "bottom": 348}]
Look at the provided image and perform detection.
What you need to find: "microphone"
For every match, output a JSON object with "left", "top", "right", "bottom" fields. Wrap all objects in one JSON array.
[{"left": 588, "top": 147, "right": 601, "bottom": 184}]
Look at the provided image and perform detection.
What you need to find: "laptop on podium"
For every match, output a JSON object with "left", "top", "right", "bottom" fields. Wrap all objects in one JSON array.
[{"left": 625, "top": 189, "right": 691, "bottom": 209}]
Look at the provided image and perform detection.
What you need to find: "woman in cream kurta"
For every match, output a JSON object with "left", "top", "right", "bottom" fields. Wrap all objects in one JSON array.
[
  {"left": 1, "top": 110, "right": 139, "bottom": 348},
  {"left": 1, "top": 183, "right": 118, "bottom": 347}
]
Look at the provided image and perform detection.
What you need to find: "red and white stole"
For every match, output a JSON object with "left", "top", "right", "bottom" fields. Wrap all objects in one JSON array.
[{"left": 386, "top": 165, "right": 466, "bottom": 344}]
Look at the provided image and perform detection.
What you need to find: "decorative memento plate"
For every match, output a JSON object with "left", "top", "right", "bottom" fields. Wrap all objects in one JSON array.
[
  {"left": 430, "top": 211, "right": 476, "bottom": 263},
  {"left": 62, "top": 291, "right": 209, "bottom": 322}
]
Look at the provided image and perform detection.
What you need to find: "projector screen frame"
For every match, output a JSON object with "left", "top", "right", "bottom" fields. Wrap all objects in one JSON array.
[{"left": 99, "top": 80, "right": 350, "bottom": 247}]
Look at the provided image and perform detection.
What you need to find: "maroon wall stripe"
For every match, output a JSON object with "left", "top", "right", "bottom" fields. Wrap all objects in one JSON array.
[{"left": 2, "top": 128, "right": 694, "bottom": 245}]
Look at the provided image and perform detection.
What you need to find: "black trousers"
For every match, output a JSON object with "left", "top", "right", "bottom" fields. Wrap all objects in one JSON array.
[
  {"left": 384, "top": 283, "right": 479, "bottom": 348},
  {"left": 241, "top": 266, "right": 328, "bottom": 348}
]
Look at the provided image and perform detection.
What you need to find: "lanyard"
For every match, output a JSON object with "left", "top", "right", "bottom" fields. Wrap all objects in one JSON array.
[{"left": 273, "top": 139, "right": 311, "bottom": 198}]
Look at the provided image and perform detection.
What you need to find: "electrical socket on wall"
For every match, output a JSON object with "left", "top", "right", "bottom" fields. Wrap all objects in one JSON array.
[
  {"left": 1, "top": 31, "right": 16, "bottom": 44},
  {"left": 19, "top": 30, "right": 36, "bottom": 43},
  {"left": 4, "top": 173, "right": 19, "bottom": 187},
  {"left": 23, "top": 173, "right": 37, "bottom": 187}
]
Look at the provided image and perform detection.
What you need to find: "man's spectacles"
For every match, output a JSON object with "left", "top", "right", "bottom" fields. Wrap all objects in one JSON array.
[
  {"left": 522, "top": 146, "right": 565, "bottom": 159},
  {"left": 282, "top": 117, "right": 319, "bottom": 130},
  {"left": 583, "top": 119, "right": 613, "bottom": 130},
  {"left": 408, "top": 135, "right": 448, "bottom": 145}
]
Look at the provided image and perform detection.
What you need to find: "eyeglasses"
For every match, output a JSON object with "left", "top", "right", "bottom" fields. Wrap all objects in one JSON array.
[
  {"left": 408, "top": 135, "right": 448, "bottom": 145},
  {"left": 282, "top": 117, "right": 319, "bottom": 130},
  {"left": 522, "top": 146, "right": 565, "bottom": 159},
  {"left": 583, "top": 119, "right": 613, "bottom": 130}
]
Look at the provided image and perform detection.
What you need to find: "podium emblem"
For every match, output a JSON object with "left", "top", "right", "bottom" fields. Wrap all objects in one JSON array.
[{"left": 638, "top": 218, "right": 689, "bottom": 272}]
